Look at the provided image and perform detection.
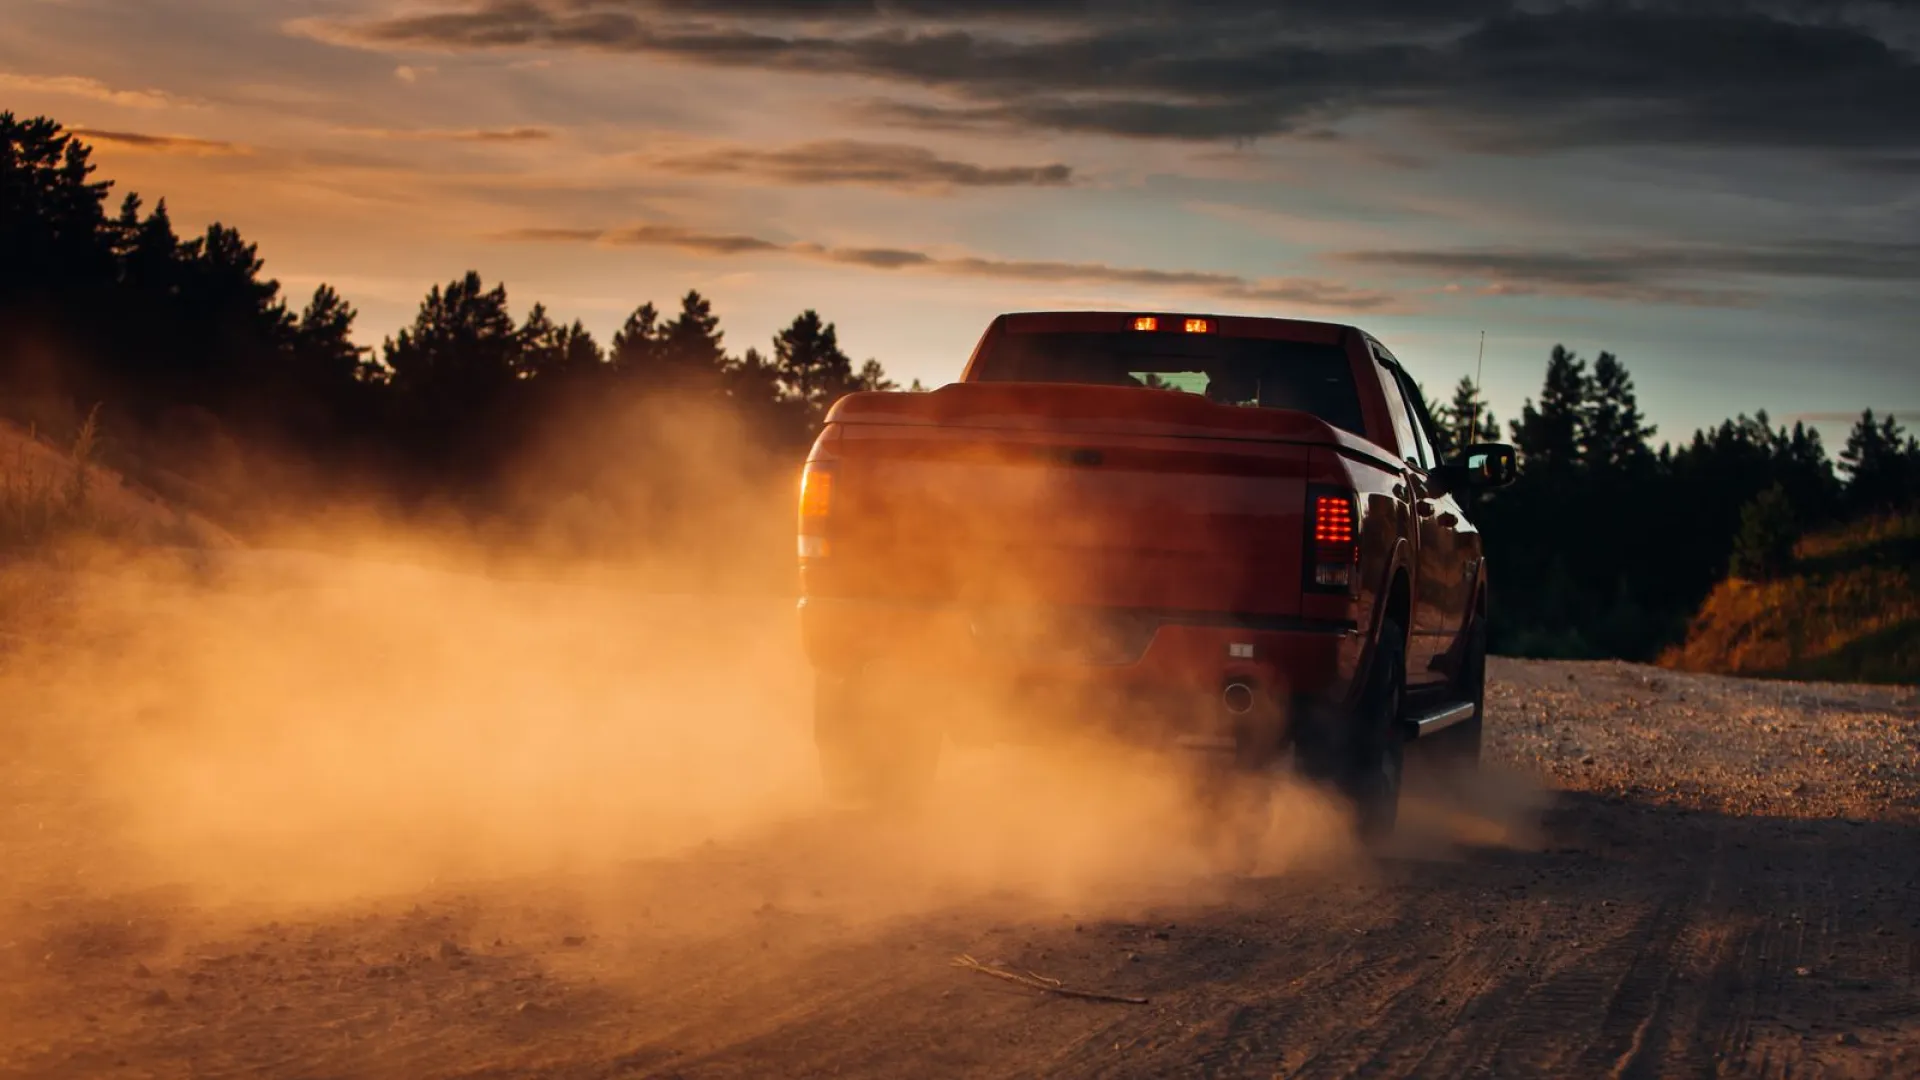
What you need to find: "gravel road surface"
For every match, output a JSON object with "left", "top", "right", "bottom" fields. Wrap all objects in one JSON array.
[{"left": 3, "top": 574, "right": 1916, "bottom": 1079}]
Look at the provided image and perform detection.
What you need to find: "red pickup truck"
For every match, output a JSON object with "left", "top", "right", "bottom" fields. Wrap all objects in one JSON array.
[{"left": 796, "top": 311, "right": 1516, "bottom": 837}]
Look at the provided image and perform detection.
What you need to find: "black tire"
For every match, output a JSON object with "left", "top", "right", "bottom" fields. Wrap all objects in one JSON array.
[
  {"left": 814, "top": 669, "right": 941, "bottom": 811},
  {"left": 1342, "top": 619, "right": 1407, "bottom": 842}
]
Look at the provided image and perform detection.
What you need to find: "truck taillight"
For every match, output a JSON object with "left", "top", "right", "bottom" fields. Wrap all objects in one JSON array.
[
  {"left": 1307, "top": 489, "right": 1358, "bottom": 592},
  {"left": 798, "top": 461, "right": 832, "bottom": 559}
]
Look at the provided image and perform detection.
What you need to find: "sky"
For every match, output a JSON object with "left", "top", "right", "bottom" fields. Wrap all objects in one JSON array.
[{"left": 3, "top": 0, "right": 1917, "bottom": 450}]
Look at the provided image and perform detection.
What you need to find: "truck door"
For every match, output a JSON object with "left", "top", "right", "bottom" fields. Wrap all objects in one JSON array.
[
  {"left": 1371, "top": 348, "right": 1453, "bottom": 690},
  {"left": 1395, "top": 370, "right": 1472, "bottom": 649}
]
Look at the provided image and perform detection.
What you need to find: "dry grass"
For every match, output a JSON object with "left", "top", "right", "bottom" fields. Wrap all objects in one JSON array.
[
  {"left": 0, "top": 412, "right": 234, "bottom": 556},
  {"left": 1662, "top": 509, "right": 1920, "bottom": 684},
  {"left": 1, "top": 407, "right": 109, "bottom": 551},
  {"left": 0, "top": 410, "right": 240, "bottom": 648}
]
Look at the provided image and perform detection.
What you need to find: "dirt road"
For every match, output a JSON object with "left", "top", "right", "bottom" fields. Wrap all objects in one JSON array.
[{"left": 3, "top": 571, "right": 1918, "bottom": 1078}]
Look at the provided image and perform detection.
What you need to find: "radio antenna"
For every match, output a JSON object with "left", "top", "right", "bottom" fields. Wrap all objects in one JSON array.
[{"left": 1466, "top": 330, "right": 1485, "bottom": 446}]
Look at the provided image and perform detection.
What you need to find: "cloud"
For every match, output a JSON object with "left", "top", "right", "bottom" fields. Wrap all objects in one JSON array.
[
  {"left": 1336, "top": 239, "right": 1920, "bottom": 306},
  {"left": 493, "top": 222, "right": 1399, "bottom": 310},
  {"left": 648, "top": 139, "right": 1074, "bottom": 191},
  {"left": 509, "top": 223, "right": 782, "bottom": 255},
  {"left": 0, "top": 73, "right": 181, "bottom": 109},
  {"left": 343, "top": 126, "right": 557, "bottom": 143},
  {"left": 317, "top": 1, "right": 1920, "bottom": 155},
  {"left": 1342, "top": 241, "right": 1920, "bottom": 284},
  {"left": 72, "top": 128, "right": 248, "bottom": 156}
]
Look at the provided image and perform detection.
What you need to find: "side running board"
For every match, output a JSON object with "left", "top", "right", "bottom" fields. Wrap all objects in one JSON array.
[{"left": 1409, "top": 701, "right": 1475, "bottom": 737}]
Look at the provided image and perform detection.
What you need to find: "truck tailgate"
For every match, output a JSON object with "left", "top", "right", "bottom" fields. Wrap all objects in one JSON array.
[{"left": 820, "top": 422, "right": 1315, "bottom": 617}]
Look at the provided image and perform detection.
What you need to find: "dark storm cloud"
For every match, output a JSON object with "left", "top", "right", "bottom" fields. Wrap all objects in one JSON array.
[
  {"left": 635, "top": 0, "right": 1511, "bottom": 21},
  {"left": 650, "top": 140, "right": 1074, "bottom": 190},
  {"left": 491, "top": 221, "right": 1400, "bottom": 309},
  {"left": 330, "top": 0, "right": 1920, "bottom": 153}
]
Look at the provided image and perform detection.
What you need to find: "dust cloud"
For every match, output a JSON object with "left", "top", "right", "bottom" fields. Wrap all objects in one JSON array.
[
  {"left": 0, "top": 399, "right": 1539, "bottom": 956},
  {"left": 4, "top": 553, "right": 1357, "bottom": 921}
]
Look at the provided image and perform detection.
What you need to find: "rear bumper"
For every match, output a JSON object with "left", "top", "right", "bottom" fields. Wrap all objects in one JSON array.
[{"left": 799, "top": 595, "right": 1366, "bottom": 748}]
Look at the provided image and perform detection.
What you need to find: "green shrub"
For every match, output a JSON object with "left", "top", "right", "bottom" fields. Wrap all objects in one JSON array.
[{"left": 1730, "top": 484, "right": 1797, "bottom": 581}]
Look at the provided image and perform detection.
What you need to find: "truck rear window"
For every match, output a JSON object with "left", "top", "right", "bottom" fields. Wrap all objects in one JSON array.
[{"left": 971, "top": 331, "right": 1366, "bottom": 435}]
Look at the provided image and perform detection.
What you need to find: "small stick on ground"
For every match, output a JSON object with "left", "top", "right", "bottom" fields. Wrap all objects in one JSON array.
[{"left": 950, "top": 954, "right": 1148, "bottom": 1005}]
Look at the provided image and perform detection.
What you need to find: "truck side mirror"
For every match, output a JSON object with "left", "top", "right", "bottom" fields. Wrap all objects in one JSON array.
[{"left": 1458, "top": 443, "right": 1518, "bottom": 489}]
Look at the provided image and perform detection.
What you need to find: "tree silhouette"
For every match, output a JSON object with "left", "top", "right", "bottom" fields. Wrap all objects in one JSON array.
[
  {"left": 773, "top": 309, "right": 856, "bottom": 423},
  {"left": 517, "top": 303, "right": 603, "bottom": 382},
  {"left": 293, "top": 286, "right": 366, "bottom": 384},
  {"left": 1840, "top": 410, "right": 1919, "bottom": 514},
  {"left": 723, "top": 345, "right": 783, "bottom": 406},
  {"left": 657, "top": 290, "right": 728, "bottom": 388},
  {"left": 1581, "top": 351, "right": 1655, "bottom": 473},
  {"left": 1508, "top": 345, "right": 1588, "bottom": 474},
  {"left": 1, "top": 113, "right": 115, "bottom": 415},
  {"left": 1433, "top": 376, "right": 1498, "bottom": 457},
  {"left": 856, "top": 358, "right": 895, "bottom": 393},
  {"left": 384, "top": 272, "right": 518, "bottom": 397},
  {"left": 380, "top": 271, "right": 524, "bottom": 478},
  {"left": 0, "top": 113, "right": 113, "bottom": 300},
  {"left": 610, "top": 302, "right": 665, "bottom": 378}
]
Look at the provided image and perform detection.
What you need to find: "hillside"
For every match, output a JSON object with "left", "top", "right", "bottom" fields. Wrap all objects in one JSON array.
[
  {"left": 1, "top": 417, "right": 238, "bottom": 553},
  {"left": 1663, "top": 510, "right": 1920, "bottom": 684}
]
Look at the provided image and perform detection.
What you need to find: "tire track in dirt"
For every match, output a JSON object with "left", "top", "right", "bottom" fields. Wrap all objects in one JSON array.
[
  {"left": 1056, "top": 912, "right": 1377, "bottom": 1077},
  {"left": 1278, "top": 921, "right": 1520, "bottom": 1080},
  {"left": 7, "top": 658, "right": 1920, "bottom": 1079}
]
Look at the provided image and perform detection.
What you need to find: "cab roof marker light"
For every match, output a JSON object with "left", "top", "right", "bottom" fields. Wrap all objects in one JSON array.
[
  {"left": 1132, "top": 316, "right": 1158, "bottom": 331},
  {"left": 1184, "top": 318, "right": 1211, "bottom": 334}
]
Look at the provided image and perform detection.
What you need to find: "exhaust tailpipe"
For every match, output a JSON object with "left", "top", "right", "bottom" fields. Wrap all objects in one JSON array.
[{"left": 1222, "top": 680, "right": 1255, "bottom": 715}]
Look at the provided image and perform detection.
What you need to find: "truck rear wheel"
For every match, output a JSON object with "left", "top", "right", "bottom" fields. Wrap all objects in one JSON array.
[
  {"left": 814, "top": 670, "right": 942, "bottom": 811},
  {"left": 1299, "top": 618, "right": 1406, "bottom": 843}
]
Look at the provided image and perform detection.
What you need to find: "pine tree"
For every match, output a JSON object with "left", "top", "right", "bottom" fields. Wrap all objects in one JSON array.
[
  {"left": 856, "top": 358, "right": 895, "bottom": 392},
  {"left": 383, "top": 271, "right": 520, "bottom": 398},
  {"left": 773, "top": 309, "right": 855, "bottom": 418},
  {"left": 723, "top": 345, "right": 783, "bottom": 407},
  {"left": 0, "top": 113, "right": 115, "bottom": 298},
  {"left": 1779, "top": 421, "right": 1840, "bottom": 524},
  {"left": 517, "top": 304, "right": 602, "bottom": 381},
  {"left": 1435, "top": 375, "right": 1498, "bottom": 457},
  {"left": 1581, "top": 351, "right": 1656, "bottom": 474},
  {"left": 118, "top": 197, "right": 181, "bottom": 291},
  {"left": 656, "top": 289, "right": 727, "bottom": 387},
  {"left": 1509, "top": 345, "right": 1590, "bottom": 474},
  {"left": 610, "top": 302, "right": 664, "bottom": 377},
  {"left": 293, "top": 284, "right": 368, "bottom": 386},
  {"left": 1840, "top": 410, "right": 1918, "bottom": 513}
]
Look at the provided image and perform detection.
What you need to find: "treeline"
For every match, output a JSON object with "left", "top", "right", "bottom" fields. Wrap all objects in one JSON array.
[
  {"left": 0, "top": 113, "right": 900, "bottom": 550},
  {"left": 1429, "top": 347, "right": 1920, "bottom": 659},
  {"left": 5, "top": 113, "right": 1917, "bottom": 652}
]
